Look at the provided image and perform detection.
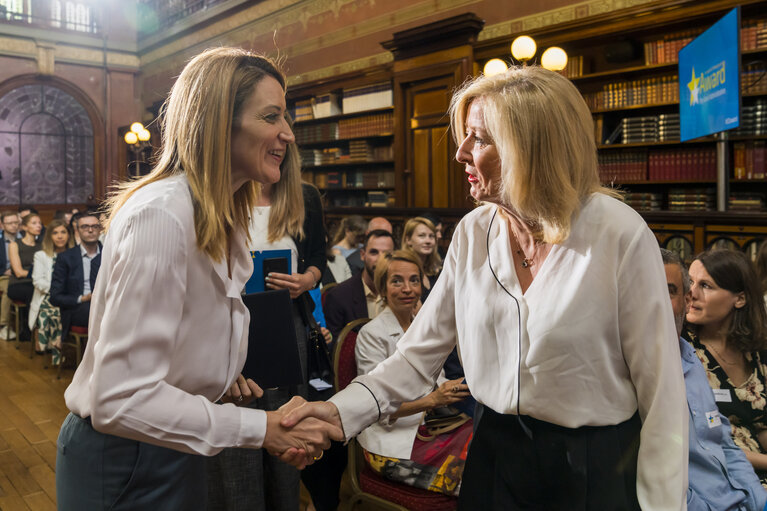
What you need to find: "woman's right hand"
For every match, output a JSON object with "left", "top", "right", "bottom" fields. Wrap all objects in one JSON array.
[{"left": 430, "top": 378, "right": 471, "bottom": 408}]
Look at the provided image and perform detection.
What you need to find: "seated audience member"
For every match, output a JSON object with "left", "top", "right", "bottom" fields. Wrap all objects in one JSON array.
[
  {"left": 755, "top": 241, "right": 767, "bottom": 307},
  {"left": 50, "top": 211, "right": 102, "bottom": 340},
  {"left": 323, "top": 236, "right": 352, "bottom": 286},
  {"left": 30, "top": 220, "right": 74, "bottom": 361},
  {"left": 18, "top": 205, "right": 43, "bottom": 239},
  {"left": 330, "top": 215, "right": 366, "bottom": 259},
  {"left": 0, "top": 211, "right": 21, "bottom": 340},
  {"left": 347, "top": 216, "right": 393, "bottom": 276},
  {"left": 355, "top": 249, "right": 471, "bottom": 498},
  {"left": 402, "top": 217, "right": 442, "bottom": 301},
  {"left": 324, "top": 229, "right": 394, "bottom": 341},
  {"left": 7, "top": 213, "right": 43, "bottom": 341},
  {"left": 684, "top": 248, "right": 767, "bottom": 485},
  {"left": 419, "top": 212, "right": 446, "bottom": 259},
  {"left": 662, "top": 248, "right": 767, "bottom": 509}
]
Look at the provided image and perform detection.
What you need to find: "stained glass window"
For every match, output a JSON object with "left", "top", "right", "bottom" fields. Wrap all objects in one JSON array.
[{"left": 0, "top": 84, "right": 94, "bottom": 205}]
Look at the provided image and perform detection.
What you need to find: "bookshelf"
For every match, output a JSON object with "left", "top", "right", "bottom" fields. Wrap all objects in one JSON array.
[{"left": 290, "top": 95, "right": 396, "bottom": 208}]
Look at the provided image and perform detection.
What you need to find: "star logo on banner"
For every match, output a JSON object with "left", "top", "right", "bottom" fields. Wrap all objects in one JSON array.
[{"left": 688, "top": 68, "right": 700, "bottom": 106}]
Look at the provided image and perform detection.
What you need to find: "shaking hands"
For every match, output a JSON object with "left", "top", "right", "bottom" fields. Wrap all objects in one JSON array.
[{"left": 263, "top": 396, "right": 345, "bottom": 469}]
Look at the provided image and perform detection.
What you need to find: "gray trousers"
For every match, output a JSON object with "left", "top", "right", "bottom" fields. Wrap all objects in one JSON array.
[{"left": 56, "top": 413, "right": 206, "bottom": 511}]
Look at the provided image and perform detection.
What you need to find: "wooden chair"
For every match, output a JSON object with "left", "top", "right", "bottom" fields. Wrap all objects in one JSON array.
[
  {"left": 58, "top": 325, "right": 88, "bottom": 379},
  {"left": 334, "top": 318, "right": 457, "bottom": 511},
  {"left": 321, "top": 282, "right": 338, "bottom": 309}
]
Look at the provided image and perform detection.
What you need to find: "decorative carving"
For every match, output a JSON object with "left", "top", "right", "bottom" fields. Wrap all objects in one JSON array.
[{"left": 36, "top": 42, "right": 56, "bottom": 75}]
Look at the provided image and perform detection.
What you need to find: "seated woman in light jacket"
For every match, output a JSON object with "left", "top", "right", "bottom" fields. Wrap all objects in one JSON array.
[
  {"left": 29, "top": 219, "right": 73, "bottom": 361},
  {"left": 355, "top": 249, "right": 469, "bottom": 497}
]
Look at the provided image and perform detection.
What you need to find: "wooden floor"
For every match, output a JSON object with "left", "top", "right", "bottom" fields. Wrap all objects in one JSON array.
[{"left": 0, "top": 338, "right": 71, "bottom": 511}]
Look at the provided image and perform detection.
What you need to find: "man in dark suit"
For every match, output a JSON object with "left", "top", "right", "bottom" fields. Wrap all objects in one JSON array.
[
  {"left": 50, "top": 211, "right": 102, "bottom": 340},
  {"left": 346, "top": 217, "right": 392, "bottom": 276},
  {"left": 324, "top": 229, "right": 394, "bottom": 341},
  {"left": 0, "top": 211, "right": 21, "bottom": 340}
]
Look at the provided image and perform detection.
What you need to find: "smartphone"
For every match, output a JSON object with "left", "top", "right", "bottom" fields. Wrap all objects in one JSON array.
[{"left": 262, "top": 257, "right": 289, "bottom": 289}]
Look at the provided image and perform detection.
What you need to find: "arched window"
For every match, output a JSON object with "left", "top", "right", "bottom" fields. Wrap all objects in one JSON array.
[{"left": 0, "top": 84, "right": 94, "bottom": 205}]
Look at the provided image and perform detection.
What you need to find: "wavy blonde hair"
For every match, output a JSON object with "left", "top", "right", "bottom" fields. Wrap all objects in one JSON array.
[
  {"left": 265, "top": 116, "right": 304, "bottom": 242},
  {"left": 104, "top": 47, "right": 286, "bottom": 262},
  {"left": 402, "top": 217, "right": 442, "bottom": 276},
  {"left": 450, "top": 65, "right": 618, "bottom": 244}
]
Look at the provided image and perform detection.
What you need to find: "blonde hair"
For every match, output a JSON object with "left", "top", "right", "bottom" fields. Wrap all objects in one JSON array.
[
  {"left": 450, "top": 65, "right": 618, "bottom": 244},
  {"left": 374, "top": 249, "right": 424, "bottom": 303},
  {"left": 331, "top": 215, "right": 367, "bottom": 247},
  {"left": 402, "top": 217, "right": 441, "bottom": 276},
  {"left": 41, "top": 219, "right": 74, "bottom": 257},
  {"left": 266, "top": 116, "right": 304, "bottom": 242},
  {"left": 104, "top": 47, "right": 286, "bottom": 262}
]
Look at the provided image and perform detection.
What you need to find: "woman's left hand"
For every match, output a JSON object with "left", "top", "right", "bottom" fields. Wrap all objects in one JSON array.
[
  {"left": 265, "top": 271, "right": 314, "bottom": 299},
  {"left": 222, "top": 374, "right": 264, "bottom": 406},
  {"left": 321, "top": 327, "right": 332, "bottom": 345}
]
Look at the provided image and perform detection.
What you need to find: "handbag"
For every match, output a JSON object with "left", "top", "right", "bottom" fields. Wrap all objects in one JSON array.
[
  {"left": 416, "top": 406, "right": 471, "bottom": 441},
  {"left": 299, "top": 293, "right": 334, "bottom": 383}
]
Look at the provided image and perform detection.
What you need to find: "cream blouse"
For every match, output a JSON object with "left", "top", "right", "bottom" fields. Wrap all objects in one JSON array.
[
  {"left": 65, "top": 175, "right": 266, "bottom": 455},
  {"left": 331, "top": 193, "right": 688, "bottom": 510}
]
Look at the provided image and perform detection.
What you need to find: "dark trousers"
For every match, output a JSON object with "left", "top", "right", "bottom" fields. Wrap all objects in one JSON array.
[
  {"left": 459, "top": 405, "right": 641, "bottom": 511},
  {"left": 56, "top": 413, "right": 206, "bottom": 510},
  {"left": 8, "top": 281, "right": 33, "bottom": 340}
]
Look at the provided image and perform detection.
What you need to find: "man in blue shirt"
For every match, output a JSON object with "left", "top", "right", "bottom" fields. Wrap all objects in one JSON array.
[{"left": 662, "top": 248, "right": 767, "bottom": 510}]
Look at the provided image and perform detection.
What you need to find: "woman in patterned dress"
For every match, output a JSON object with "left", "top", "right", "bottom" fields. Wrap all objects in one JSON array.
[
  {"left": 29, "top": 219, "right": 73, "bottom": 362},
  {"left": 685, "top": 248, "right": 767, "bottom": 484}
]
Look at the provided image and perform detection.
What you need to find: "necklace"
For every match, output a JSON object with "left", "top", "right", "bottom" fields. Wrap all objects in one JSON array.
[
  {"left": 707, "top": 341, "right": 740, "bottom": 366},
  {"left": 510, "top": 228, "right": 537, "bottom": 269}
]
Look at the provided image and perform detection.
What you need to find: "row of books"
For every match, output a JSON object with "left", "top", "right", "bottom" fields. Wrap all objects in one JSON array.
[
  {"left": 731, "top": 99, "right": 767, "bottom": 137},
  {"left": 324, "top": 190, "right": 395, "bottom": 208},
  {"left": 583, "top": 75, "right": 678, "bottom": 111},
  {"left": 729, "top": 192, "right": 765, "bottom": 211},
  {"left": 667, "top": 188, "right": 715, "bottom": 212},
  {"left": 622, "top": 192, "right": 663, "bottom": 211},
  {"left": 293, "top": 83, "right": 393, "bottom": 121},
  {"left": 743, "top": 65, "right": 767, "bottom": 96},
  {"left": 602, "top": 114, "right": 680, "bottom": 145},
  {"left": 733, "top": 141, "right": 766, "bottom": 180},
  {"left": 294, "top": 112, "right": 394, "bottom": 144},
  {"left": 742, "top": 18, "right": 767, "bottom": 52},
  {"left": 643, "top": 31, "right": 699, "bottom": 66},
  {"left": 308, "top": 170, "right": 395, "bottom": 189},
  {"left": 299, "top": 144, "right": 393, "bottom": 166},
  {"left": 558, "top": 55, "right": 585, "bottom": 79},
  {"left": 338, "top": 113, "right": 394, "bottom": 139},
  {"left": 597, "top": 147, "right": 717, "bottom": 182}
]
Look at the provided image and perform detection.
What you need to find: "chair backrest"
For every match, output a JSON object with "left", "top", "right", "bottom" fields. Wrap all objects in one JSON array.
[
  {"left": 333, "top": 318, "right": 370, "bottom": 392},
  {"left": 321, "top": 282, "right": 338, "bottom": 309}
]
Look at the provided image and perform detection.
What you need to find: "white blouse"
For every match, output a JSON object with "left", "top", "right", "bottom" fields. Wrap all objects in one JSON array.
[
  {"left": 29, "top": 250, "right": 54, "bottom": 330},
  {"left": 65, "top": 175, "right": 266, "bottom": 456},
  {"left": 331, "top": 193, "right": 688, "bottom": 510}
]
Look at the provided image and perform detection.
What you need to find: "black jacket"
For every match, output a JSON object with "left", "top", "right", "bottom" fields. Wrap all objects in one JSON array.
[{"left": 293, "top": 183, "right": 327, "bottom": 279}]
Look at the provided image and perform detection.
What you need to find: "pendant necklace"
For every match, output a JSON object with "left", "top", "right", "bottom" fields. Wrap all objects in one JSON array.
[{"left": 510, "top": 229, "right": 536, "bottom": 269}]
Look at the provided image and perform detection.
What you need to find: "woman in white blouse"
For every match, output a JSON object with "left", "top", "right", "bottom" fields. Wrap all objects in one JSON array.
[
  {"left": 355, "top": 249, "right": 469, "bottom": 497},
  {"left": 283, "top": 66, "right": 688, "bottom": 510},
  {"left": 55, "top": 47, "right": 340, "bottom": 510},
  {"left": 29, "top": 219, "right": 73, "bottom": 361}
]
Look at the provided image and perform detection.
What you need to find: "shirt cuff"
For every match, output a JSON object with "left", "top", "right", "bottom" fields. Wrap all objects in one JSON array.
[
  {"left": 329, "top": 381, "right": 381, "bottom": 442},
  {"left": 236, "top": 408, "right": 267, "bottom": 449},
  {"left": 77, "top": 295, "right": 82, "bottom": 304}
]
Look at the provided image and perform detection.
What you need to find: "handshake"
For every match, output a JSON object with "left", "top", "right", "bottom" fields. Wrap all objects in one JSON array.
[
  {"left": 224, "top": 375, "right": 345, "bottom": 468},
  {"left": 264, "top": 396, "right": 345, "bottom": 469}
]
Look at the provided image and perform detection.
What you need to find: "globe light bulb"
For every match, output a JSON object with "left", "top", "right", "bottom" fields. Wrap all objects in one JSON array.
[
  {"left": 138, "top": 129, "right": 151, "bottom": 142},
  {"left": 541, "top": 47, "right": 568, "bottom": 71},
  {"left": 483, "top": 59, "right": 509, "bottom": 77},
  {"left": 124, "top": 131, "right": 138, "bottom": 145},
  {"left": 130, "top": 122, "right": 144, "bottom": 134},
  {"left": 511, "top": 36, "right": 537, "bottom": 62}
]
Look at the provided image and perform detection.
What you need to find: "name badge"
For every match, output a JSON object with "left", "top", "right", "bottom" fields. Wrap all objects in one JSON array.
[
  {"left": 713, "top": 389, "right": 732, "bottom": 403},
  {"left": 705, "top": 410, "right": 722, "bottom": 428}
]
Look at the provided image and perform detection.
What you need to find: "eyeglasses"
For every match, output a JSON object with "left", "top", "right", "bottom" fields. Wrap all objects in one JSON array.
[{"left": 78, "top": 224, "right": 101, "bottom": 231}]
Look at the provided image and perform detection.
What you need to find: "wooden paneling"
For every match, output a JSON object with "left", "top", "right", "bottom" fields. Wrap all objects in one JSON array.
[{"left": 412, "top": 129, "right": 430, "bottom": 207}]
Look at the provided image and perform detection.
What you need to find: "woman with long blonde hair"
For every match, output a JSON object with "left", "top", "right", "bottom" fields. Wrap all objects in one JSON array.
[
  {"left": 402, "top": 216, "right": 442, "bottom": 299},
  {"left": 56, "top": 47, "right": 340, "bottom": 510}
]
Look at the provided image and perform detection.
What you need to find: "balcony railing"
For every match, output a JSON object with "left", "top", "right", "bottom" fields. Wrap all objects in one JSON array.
[
  {"left": 0, "top": 7, "right": 100, "bottom": 34},
  {"left": 138, "top": 0, "right": 230, "bottom": 35}
]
